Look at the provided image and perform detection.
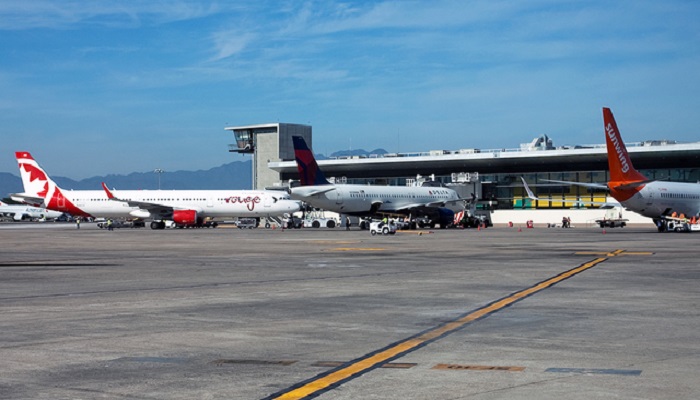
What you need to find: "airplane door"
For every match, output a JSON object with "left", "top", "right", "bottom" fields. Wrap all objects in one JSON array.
[
  {"left": 207, "top": 197, "right": 214, "bottom": 208},
  {"left": 335, "top": 188, "right": 344, "bottom": 205},
  {"left": 264, "top": 195, "right": 273, "bottom": 208}
]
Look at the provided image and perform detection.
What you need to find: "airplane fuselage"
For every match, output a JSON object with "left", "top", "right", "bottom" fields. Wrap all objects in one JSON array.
[
  {"left": 27, "top": 189, "right": 299, "bottom": 220},
  {"left": 0, "top": 204, "right": 62, "bottom": 221},
  {"left": 290, "top": 184, "right": 462, "bottom": 215},
  {"left": 616, "top": 181, "right": 700, "bottom": 219}
]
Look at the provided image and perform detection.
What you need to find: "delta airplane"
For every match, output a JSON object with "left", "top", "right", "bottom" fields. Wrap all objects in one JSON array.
[
  {"left": 524, "top": 107, "right": 700, "bottom": 232},
  {"left": 12, "top": 152, "right": 300, "bottom": 229},
  {"left": 289, "top": 136, "right": 465, "bottom": 228},
  {"left": 0, "top": 200, "right": 62, "bottom": 221}
]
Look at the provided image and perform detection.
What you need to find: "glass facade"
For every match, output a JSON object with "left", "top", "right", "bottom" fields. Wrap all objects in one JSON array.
[{"left": 345, "top": 167, "right": 700, "bottom": 210}]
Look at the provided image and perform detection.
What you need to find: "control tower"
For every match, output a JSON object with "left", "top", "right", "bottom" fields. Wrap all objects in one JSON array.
[{"left": 225, "top": 123, "right": 312, "bottom": 190}]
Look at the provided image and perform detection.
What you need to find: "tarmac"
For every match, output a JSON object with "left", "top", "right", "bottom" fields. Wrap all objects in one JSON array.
[{"left": 1, "top": 222, "right": 699, "bottom": 399}]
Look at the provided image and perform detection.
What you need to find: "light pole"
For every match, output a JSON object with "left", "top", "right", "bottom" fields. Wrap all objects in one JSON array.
[{"left": 154, "top": 169, "right": 164, "bottom": 190}]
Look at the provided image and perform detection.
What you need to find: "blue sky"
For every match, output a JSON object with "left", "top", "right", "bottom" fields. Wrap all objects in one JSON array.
[{"left": 1, "top": 0, "right": 699, "bottom": 179}]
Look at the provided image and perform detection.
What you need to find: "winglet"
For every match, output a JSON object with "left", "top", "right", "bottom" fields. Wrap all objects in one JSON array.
[
  {"left": 520, "top": 177, "right": 539, "bottom": 200},
  {"left": 291, "top": 136, "right": 331, "bottom": 186},
  {"left": 101, "top": 182, "right": 116, "bottom": 199}
]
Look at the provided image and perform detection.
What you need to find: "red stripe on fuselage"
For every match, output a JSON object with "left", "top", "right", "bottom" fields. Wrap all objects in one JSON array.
[{"left": 47, "top": 188, "right": 92, "bottom": 218}]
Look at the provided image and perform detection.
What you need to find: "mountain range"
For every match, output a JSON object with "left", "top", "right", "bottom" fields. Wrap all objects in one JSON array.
[
  {"left": 1, "top": 148, "right": 387, "bottom": 201},
  {"left": 1, "top": 161, "right": 252, "bottom": 200}
]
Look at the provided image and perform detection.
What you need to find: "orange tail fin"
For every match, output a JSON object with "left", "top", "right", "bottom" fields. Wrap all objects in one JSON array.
[{"left": 603, "top": 108, "right": 647, "bottom": 183}]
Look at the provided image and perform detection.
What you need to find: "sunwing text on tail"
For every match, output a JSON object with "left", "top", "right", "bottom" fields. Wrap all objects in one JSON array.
[{"left": 523, "top": 108, "right": 700, "bottom": 232}]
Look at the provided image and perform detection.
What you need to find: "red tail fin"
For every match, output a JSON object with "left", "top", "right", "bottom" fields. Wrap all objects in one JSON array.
[{"left": 603, "top": 108, "right": 647, "bottom": 183}]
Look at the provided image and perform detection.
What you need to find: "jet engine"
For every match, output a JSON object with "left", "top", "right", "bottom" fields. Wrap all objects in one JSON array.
[
  {"left": 436, "top": 208, "right": 455, "bottom": 228},
  {"left": 173, "top": 209, "right": 198, "bottom": 226}
]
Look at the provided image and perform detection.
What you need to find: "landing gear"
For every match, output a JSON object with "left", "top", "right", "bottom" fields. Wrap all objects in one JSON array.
[{"left": 150, "top": 221, "right": 166, "bottom": 230}]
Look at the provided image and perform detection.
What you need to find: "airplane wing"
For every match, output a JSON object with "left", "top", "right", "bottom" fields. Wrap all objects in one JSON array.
[
  {"left": 425, "top": 200, "right": 454, "bottom": 208},
  {"left": 520, "top": 177, "right": 619, "bottom": 208},
  {"left": 540, "top": 179, "right": 608, "bottom": 190},
  {"left": 543, "top": 178, "right": 656, "bottom": 191},
  {"left": 101, "top": 183, "right": 175, "bottom": 216}
]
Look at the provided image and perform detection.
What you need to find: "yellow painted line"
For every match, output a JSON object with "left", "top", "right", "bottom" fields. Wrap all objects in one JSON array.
[
  {"left": 575, "top": 249, "right": 654, "bottom": 257},
  {"left": 264, "top": 254, "right": 615, "bottom": 400},
  {"left": 310, "top": 241, "right": 361, "bottom": 244},
  {"left": 327, "top": 247, "right": 386, "bottom": 252},
  {"left": 311, "top": 361, "right": 416, "bottom": 369}
]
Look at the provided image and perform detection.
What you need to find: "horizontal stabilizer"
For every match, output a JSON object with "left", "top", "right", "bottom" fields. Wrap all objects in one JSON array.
[
  {"left": 9, "top": 193, "right": 44, "bottom": 207},
  {"left": 611, "top": 180, "right": 655, "bottom": 190}
]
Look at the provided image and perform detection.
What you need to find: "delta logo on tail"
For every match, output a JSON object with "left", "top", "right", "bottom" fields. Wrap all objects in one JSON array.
[{"left": 292, "top": 136, "right": 330, "bottom": 186}]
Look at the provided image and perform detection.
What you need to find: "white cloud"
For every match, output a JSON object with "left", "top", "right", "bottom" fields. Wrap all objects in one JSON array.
[
  {"left": 209, "top": 30, "right": 256, "bottom": 61},
  {"left": 0, "top": 0, "right": 224, "bottom": 30}
]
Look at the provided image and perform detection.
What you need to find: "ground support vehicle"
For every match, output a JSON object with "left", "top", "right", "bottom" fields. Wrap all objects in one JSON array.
[
  {"left": 302, "top": 210, "right": 338, "bottom": 228},
  {"left": 453, "top": 208, "right": 492, "bottom": 229},
  {"left": 595, "top": 218, "right": 627, "bottom": 228},
  {"left": 655, "top": 217, "right": 700, "bottom": 232},
  {"left": 595, "top": 207, "right": 627, "bottom": 229},
  {"left": 369, "top": 221, "right": 397, "bottom": 235},
  {"left": 98, "top": 219, "right": 145, "bottom": 229},
  {"left": 284, "top": 216, "right": 303, "bottom": 229},
  {"left": 236, "top": 218, "right": 258, "bottom": 229}
]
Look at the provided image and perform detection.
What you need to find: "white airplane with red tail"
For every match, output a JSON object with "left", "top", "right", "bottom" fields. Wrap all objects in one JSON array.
[{"left": 11, "top": 152, "right": 300, "bottom": 229}]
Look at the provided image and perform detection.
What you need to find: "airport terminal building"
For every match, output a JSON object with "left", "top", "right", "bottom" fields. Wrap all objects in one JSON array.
[{"left": 226, "top": 124, "right": 700, "bottom": 218}]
